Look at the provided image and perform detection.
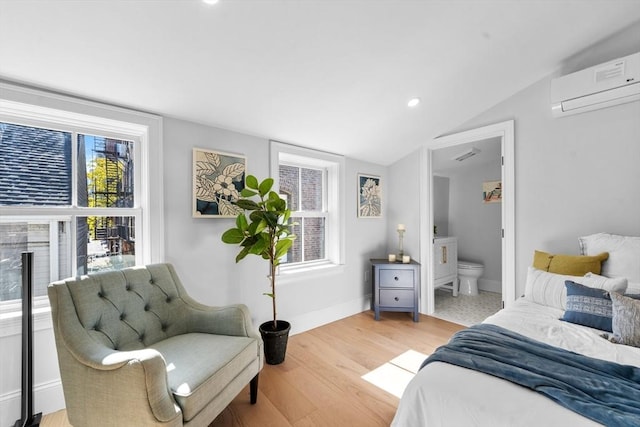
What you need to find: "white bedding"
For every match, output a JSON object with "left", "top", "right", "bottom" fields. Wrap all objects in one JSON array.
[{"left": 391, "top": 298, "right": 640, "bottom": 427}]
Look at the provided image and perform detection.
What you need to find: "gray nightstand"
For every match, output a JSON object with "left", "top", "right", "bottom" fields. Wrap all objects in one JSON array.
[{"left": 370, "top": 259, "right": 420, "bottom": 322}]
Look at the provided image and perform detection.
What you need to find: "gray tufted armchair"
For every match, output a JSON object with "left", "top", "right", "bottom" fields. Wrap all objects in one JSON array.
[{"left": 48, "top": 263, "right": 263, "bottom": 427}]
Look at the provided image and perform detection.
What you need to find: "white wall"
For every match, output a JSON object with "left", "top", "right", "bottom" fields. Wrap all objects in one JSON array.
[
  {"left": 385, "top": 22, "right": 640, "bottom": 304},
  {"left": 162, "top": 117, "right": 389, "bottom": 332},
  {"left": 449, "top": 22, "right": 640, "bottom": 297},
  {"left": 0, "top": 115, "right": 389, "bottom": 426},
  {"left": 388, "top": 152, "right": 421, "bottom": 260}
]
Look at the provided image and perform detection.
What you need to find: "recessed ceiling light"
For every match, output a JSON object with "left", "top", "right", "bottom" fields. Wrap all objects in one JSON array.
[
  {"left": 408, "top": 98, "right": 421, "bottom": 107},
  {"left": 203, "top": 0, "right": 219, "bottom": 4}
]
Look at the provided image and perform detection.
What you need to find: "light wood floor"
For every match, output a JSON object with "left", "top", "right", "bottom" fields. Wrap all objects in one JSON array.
[{"left": 42, "top": 311, "right": 464, "bottom": 427}]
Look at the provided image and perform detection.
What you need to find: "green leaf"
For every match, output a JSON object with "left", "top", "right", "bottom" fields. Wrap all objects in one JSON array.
[
  {"left": 258, "top": 178, "right": 274, "bottom": 197},
  {"left": 247, "top": 221, "right": 259, "bottom": 236},
  {"left": 263, "top": 211, "right": 279, "bottom": 227},
  {"left": 255, "top": 218, "right": 267, "bottom": 234},
  {"left": 240, "top": 235, "right": 259, "bottom": 248},
  {"left": 240, "top": 188, "right": 258, "bottom": 198},
  {"left": 268, "top": 191, "right": 280, "bottom": 202},
  {"left": 235, "top": 246, "right": 251, "bottom": 263},
  {"left": 248, "top": 237, "right": 267, "bottom": 255},
  {"left": 278, "top": 226, "right": 295, "bottom": 238},
  {"left": 221, "top": 228, "right": 244, "bottom": 244},
  {"left": 275, "top": 239, "right": 293, "bottom": 260},
  {"left": 236, "top": 213, "right": 248, "bottom": 231},
  {"left": 246, "top": 175, "right": 259, "bottom": 189},
  {"left": 263, "top": 292, "right": 274, "bottom": 298},
  {"left": 236, "top": 199, "right": 260, "bottom": 210}
]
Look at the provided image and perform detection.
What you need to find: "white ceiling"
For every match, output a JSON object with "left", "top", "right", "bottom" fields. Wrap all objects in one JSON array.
[{"left": 1, "top": 1, "right": 639, "bottom": 165}]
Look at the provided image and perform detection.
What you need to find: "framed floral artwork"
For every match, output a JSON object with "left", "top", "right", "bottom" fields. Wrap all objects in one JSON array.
[
  {"left": 193, "top": 148, "right": 246, "bottom": 218},
  {"left": 358, "top": 174, "right": 382, "bottom": 218}
]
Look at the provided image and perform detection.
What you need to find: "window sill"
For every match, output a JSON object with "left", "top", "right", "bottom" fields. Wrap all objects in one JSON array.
[
  {"left": 276, "top": 262, "right": 345, "bottom": 285},
  {"left": 0, "top": 303, "right": 53, "bottom": 338}
]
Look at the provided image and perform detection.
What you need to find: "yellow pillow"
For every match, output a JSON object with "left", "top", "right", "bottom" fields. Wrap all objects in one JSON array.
[{"left": 533, "top": 250, "right": 609, "bottom": 276}]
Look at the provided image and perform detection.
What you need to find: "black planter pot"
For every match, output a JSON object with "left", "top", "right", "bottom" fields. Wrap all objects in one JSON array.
[{"left": 259, "top": 320, "right": 291, "bottom": 365}]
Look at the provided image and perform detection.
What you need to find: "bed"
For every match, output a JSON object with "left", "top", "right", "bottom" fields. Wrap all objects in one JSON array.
[{"left": 392, "top": 233, "right": 640, "bottom": 427}]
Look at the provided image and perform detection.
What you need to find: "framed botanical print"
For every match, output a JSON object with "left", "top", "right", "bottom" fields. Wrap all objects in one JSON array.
[
  {"left": 358, "top": 174, "right": 382, "bottom": 218},
  {"left": 193, "top": 148, "right": 246, "bottom": 218}
]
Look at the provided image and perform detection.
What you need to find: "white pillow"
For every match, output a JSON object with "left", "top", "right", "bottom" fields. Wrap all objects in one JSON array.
[
  {"left": 523, "top": 267, "right": 628, "bottom": 310},
  {"left": 582, "top": 272, "right": 628, "bottom": 293},
  {"left": 524, "top": 267, "right": 580, "bottom": 310},
  {"left": 579, "top": 233, "right": 640, "bottom": 294}
]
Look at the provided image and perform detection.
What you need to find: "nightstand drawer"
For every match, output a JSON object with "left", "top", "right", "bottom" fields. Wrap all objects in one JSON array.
[
  {"left": 379, "top": 269, "right": 414, "bottom": 287},
  {"left": 379, "top": 289, "right": 414, "bottom": 307}
]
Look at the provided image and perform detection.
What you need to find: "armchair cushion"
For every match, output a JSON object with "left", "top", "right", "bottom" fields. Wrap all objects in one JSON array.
[{"left": 152, "top": 333, "right": 259, "bottom": 421}]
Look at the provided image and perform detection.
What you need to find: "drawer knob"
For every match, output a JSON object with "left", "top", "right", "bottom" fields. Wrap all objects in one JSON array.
[
  {"left": 394, "top": 276, "right": 399, "bottom": 281},
  {"left": 394, "top": 297, "right": 399, "bottom": 301}
]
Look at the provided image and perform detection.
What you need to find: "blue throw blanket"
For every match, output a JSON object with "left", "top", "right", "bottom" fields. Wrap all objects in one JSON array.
[{"left": 422, "top": 324, "right": 640, "bottom": 427}]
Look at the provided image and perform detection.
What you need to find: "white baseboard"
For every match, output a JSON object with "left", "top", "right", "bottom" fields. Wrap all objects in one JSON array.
[
  {"left": 478, "top": 279, "right": 502, "bottom": 294},
  {"left": 288, "top": 295, "right": 371, "bottom": 335},
  {"left": 0, "top": 379, "right": 65, "bottom": 427}
]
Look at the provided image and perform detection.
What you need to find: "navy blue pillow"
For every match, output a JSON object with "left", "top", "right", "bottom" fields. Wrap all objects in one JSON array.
[{"left": 561, "top": 280, "right": 613, "bottom": 332}]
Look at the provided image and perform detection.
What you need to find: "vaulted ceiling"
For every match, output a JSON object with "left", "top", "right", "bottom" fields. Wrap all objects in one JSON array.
[{"left": 1, "top": 1, "right": 639, "bottom": 165}]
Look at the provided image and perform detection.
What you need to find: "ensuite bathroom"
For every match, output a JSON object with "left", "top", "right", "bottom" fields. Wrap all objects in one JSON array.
[{"left": 431, "top": 137, "right": 504, "bottom": 326}]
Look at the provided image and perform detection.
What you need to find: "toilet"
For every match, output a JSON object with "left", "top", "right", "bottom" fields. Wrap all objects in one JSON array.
[{"left": 457, "top": 260, "right": 484, "bottom": 296}]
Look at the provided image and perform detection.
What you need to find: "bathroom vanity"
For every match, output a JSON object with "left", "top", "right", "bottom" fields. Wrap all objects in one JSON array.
[{"left": 433, "top": 237, "right": 458, "bottom": 295}]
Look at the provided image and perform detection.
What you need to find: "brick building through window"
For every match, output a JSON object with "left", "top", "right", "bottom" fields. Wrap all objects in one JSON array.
[{"left": 279, "top": 165, "right": 325, "bottom": 263}]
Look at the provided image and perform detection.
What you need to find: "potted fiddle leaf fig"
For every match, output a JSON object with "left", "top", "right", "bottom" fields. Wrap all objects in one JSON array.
[{"left": 221, "top": 175, "right": 296, "bottom": 365}]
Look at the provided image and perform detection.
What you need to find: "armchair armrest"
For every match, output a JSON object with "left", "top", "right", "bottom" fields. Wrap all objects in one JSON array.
[
  {"left": 53, "top": 307, "right": 180, "bottom": 425},
  {"left": 98, "top": 349, "right": 181, "bottom": 424},
  {"left": 183, "top": 302, "right": 262, "bottom": 340}
]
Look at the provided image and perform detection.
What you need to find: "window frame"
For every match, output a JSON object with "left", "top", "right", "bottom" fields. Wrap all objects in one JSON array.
[
  {"left": 270, "top": 140, "right": 345, "bottom": 276},
  {"left": 0, "top": 82, "right": 163, "bottom": 335}
]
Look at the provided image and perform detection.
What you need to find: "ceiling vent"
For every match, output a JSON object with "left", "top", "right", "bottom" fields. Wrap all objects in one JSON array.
[{"left": 452, "top": 147, "right": 480, "bottom": 162}]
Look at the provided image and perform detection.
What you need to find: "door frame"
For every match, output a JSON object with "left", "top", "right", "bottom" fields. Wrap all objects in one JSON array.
[{"left": 419, "top": 120, "right": 515, "bottom": 315}]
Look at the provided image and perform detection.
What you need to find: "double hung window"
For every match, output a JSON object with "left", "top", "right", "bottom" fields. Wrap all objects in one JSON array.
[
  {"left": 279, "top": 163, "right": 327, "bottom": 264},
  {"left": 270, "top": 141, "right": 344, "bottom": 271},
  {"left": 0, "top": 85, "right": 162, "bottom": 312}
]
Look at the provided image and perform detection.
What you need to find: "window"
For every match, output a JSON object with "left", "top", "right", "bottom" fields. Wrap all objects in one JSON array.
[
  {"left": 270, "top": 141, "right": 344, "bottom": 271},
  {"left": 0, "top": 83, "right": 163, "bottom": 312},
  {"left": 279, "top": 164, "right": 326, "bottom": 263}
]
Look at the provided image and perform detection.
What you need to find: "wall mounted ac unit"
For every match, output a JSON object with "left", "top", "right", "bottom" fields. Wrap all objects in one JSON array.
[{"left": 550, "top": 52, "right": 639, "bottom": 117}]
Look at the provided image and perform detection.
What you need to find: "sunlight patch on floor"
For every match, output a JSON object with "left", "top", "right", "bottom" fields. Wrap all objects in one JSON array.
[
  {"left": 390, "top": 349, "right": 429, "bottom": 373},
  {"left": 361, "top": 349, "right": 429, "bottom": 398}
]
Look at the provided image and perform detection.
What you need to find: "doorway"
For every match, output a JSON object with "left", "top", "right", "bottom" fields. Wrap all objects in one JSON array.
[
  {"left": 419, "top": 120, "right": 515, "bottom": 322},
  {"left": 431, "top": 137, "right": 502, "bottom": 324}
]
